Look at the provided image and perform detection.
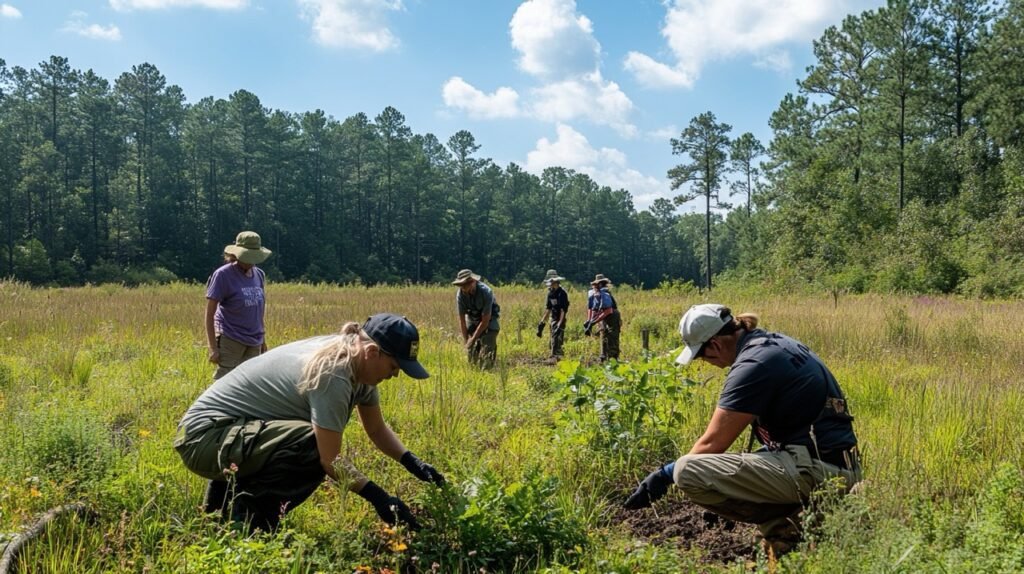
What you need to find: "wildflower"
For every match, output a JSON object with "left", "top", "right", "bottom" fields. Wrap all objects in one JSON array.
[
  {"left": 381, "top": 526, "right": 396, "bottom": 536},
  {"left": 389, "top": 540, "right": 407, "bottom": 552},
  {"left": 431, "top": 562, "right": 441, "bottom": 572},
  {"left": 353, "top": 566, "right": 372, "bottom": 574},
  {"left": 138, "top": 428, "right": 152, "bottom": 438},
  {"left": 29, "top": 487, "right": 41, "bottom": 498}
]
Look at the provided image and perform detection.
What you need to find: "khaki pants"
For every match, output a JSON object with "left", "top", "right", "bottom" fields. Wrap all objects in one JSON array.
[
  {"left": 467, "top": 328, "right": 498, "bottom": 369},
  {"left": 673, "top": 445, "right": 861, "bottom": 540},
  {"left": 214, "top": 335, "right": 262, "bottom": 380},
  {"left": 173, "top": 417, "right": 324, "bottom": 531}
]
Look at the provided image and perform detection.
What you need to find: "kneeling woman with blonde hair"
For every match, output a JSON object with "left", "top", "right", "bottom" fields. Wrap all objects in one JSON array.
[{"left": 175, "top": 313, "right": 445, "bottom": 532}]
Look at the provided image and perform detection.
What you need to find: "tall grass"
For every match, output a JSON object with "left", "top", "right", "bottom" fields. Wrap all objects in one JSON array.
[{"left": 0, "top": 281, "right": 1022, "bottom": 572}]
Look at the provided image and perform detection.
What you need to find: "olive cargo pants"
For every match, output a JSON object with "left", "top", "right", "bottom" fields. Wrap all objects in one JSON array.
[
  {"left": 673, "top": 444, "right": 861, "bottom": 541},
  {"left": 174, "top": 417, "right": 325, "bottom": 531}
]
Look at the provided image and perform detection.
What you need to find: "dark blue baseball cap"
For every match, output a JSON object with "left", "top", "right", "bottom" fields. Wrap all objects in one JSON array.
[{"left": 362, "top": 313, "right": 429, "bottom": 379}]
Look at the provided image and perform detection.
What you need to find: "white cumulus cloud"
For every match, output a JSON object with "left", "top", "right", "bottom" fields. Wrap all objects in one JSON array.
[
  {"left": 626, "top": 0, "right": 884, "bottom": 89},
  {"left": 297, "top": 0, "right": 403, "bottom": 52},
  {"left": 442, "top": 77, "right": 521, "bottom": 120},
  {"left": 648, "top": 125, "right": 679, "bottom": 140},
  {"left": 445, "top": 0, "right": 637, "bottom": 136},
  {"left": 529, "top": 74, "right": 636, "bottom": 137},
  {"left": 509, "top": 0, "right": 599, "bottom": 78},
  {"left": 110, "top": 0, "right": 247, "bottom": 9},
  {"left": 525, "top": 124, "right": 668, "bottom": 209},
  {"left": 0, "top": 3, "right": 21, "bottom": 18},
  {"left": 63, "top": 11, "right": 122, "bottom": 41},
  {"left": 624, "top": 51, "right": 694, "bottom": 89}
]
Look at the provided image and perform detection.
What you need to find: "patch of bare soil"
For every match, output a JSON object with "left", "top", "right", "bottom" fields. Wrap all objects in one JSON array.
[{"left": 613, "top": 500, "right": 758, "bottom": 564}]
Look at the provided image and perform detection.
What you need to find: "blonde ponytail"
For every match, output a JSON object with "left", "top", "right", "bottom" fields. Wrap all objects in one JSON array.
[{"left": 299, "top": 322, "right": 375, "bottom": 392}]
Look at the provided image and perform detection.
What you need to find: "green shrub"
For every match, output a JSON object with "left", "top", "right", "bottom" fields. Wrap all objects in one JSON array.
[
  {"left": 178, "top": 528, "right": 316, "bottom": 574},
  {"left": 13, "top": 239, "right": 52, "bottom": 284},
  {"left": 411, "top": 469, "right": 588, "bottom": 571},
  {"left": 124, "top": 265, "right": 179, "bottom": 286},
  {"left": 12, "top": 405, "right": 118, "bottom": 486},
  {"left": 553, "top": 356, "right": 696, "bottom": 458},
  {"left": 884, "top": 306, "right": 923, "bottom": 348}
]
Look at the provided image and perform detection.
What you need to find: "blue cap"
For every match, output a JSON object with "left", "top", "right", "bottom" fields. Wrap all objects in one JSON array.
[{"left": 362, "top": 313, "right": 429, "bottom": 379}]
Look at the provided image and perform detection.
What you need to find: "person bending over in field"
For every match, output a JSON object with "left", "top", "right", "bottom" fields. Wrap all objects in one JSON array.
[
  {"left": 452, "top": 269, "right": 501, "bottom": 369},
  {"left": 536, "top": 269, "right": 569, "bottom": 362},
  {"left": 624, "top": 304, "right": 861, "bottom": 556},
  {"left": 583, "top": 274, "right": 620, "bottom": 362},
  {"left": 175, "top": 313, "right": 445, "bottom": 533},
  {"left": 205, "top": 231, "right": 271, "bottom": 380}
]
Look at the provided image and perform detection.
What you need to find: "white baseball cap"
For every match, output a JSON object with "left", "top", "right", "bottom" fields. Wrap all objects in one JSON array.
[{"left": 676, "top": 304, "right": 733, "bottom": 365}]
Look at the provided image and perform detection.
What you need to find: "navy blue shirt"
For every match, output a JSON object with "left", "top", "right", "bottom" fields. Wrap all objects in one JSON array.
[
  {"left": 718, "top": 329, "right": 857, "bottom": 452},
  {"left": 546, "top": 286, "right": 570, "bottom": 322}
]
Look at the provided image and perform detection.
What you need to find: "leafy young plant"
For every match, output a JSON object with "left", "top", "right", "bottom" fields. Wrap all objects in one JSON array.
[
  {"left": 410, "top": 469, "right": 588, "bottom": 571},
  {"left": 553, "top": 357, "right": 697, "bottom": 458}
]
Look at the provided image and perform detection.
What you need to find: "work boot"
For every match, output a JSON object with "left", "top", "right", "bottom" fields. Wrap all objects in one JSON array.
[
  {"left": 203, "top": 479, "right": 229, "bottom": 516},
  {"left": 760, "top": 536, "right": 799, "bottom": 557}
]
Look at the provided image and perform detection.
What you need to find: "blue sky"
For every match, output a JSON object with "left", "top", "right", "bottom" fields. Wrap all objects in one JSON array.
[{"left": 0, "top": 0, "right": 884, "bottom": 212}]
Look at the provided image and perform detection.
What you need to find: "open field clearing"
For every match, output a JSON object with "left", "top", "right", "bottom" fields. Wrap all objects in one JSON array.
[{"left": 1, "top": 281, "right": 1023, "bottom": 573}]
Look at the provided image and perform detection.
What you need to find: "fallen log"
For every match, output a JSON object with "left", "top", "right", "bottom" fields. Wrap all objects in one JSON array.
[{"left": 0, "top": 502, "right": 95, "bottom": 574}]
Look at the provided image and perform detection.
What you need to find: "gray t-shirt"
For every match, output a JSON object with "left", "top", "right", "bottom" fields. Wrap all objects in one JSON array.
[
  {"left": 456, "top": 282, "right": 500, "bottom": 331},
  {"left": 181, "top": 336, "right": 380, "bottom": 433}
]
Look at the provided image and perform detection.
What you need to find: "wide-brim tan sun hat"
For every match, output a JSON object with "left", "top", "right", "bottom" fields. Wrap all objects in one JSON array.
[
  {"left": 452, "top": 268, "right": 481, "bottom": 285},
  {"left": 590, "top": 273, "right": 612, "bottom": 286},
  {"left": 224, "top": 231, "right": 272, "bottom": 265}
]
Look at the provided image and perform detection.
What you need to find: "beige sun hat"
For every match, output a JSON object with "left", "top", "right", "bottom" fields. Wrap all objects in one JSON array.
[
  {"left": 452, "top": 268, "right": 481, "bottom": 286},
  {"left": 543, "top": 269, "right": 565, "bottom": 284},
  {"left": 590, "top": 273, "right": 612, "bottom": 286},
  {"left": 224, "top": 231, "right": 271, "bottom": 265}
]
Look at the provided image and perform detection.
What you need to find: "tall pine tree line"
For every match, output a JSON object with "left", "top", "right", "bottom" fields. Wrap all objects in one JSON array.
[{"left": 2, "top": 0, "right": 1024, "bottom": 295}]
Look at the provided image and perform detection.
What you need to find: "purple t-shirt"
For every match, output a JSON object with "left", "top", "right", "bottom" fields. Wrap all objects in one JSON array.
[{"left": 206, "top": 263, "right": 266, "bottom": 346}]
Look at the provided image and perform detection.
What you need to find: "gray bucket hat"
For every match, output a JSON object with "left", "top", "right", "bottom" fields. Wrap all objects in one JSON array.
[
  {"left": 452, "top": 268, "right": 481, "bottom": 286},
  {"left": 224, "top": 231, "right": 271, "bottom": 265}
]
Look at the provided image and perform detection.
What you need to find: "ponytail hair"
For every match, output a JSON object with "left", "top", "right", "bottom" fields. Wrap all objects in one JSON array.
[
  {"left": 299, "top": 322, "right": 377, "bottom": 392},
  {"left": 712, "top": 308, "right": 760, "bottom": 338}
]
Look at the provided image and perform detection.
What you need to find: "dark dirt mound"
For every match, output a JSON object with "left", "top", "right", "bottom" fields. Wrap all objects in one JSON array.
[{"left": 614, "top": 500, "right": 758, "bottom": 564}]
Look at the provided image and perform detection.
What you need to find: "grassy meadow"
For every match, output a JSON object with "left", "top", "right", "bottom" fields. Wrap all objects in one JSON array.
[{"left": 1, "top": 281, "right": 1023, "bottom": 573}]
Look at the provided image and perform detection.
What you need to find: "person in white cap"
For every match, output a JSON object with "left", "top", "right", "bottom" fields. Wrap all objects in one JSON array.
[{"left": 623, "top": 304, "right": 861, "bottom": 555}]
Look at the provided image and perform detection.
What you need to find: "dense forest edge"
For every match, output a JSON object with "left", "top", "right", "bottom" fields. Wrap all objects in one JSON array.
[{"left": 2, "top": 0, "right": 1023, "bottom": 296}]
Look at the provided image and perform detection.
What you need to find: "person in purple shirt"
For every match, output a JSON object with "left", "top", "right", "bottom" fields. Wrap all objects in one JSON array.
[{"left": 205, "top": 231, "right": 271, "bottom": 379}]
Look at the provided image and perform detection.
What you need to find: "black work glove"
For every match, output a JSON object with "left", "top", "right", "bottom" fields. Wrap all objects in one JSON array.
[
  {"left": 623, "top": 463, "right": 675, "bottom": 510},
  {"left": 536, "top": 321, "right": 545, "bottom": 338},
  {"left": 583, "top": 320, "right": 594, "bottom": 336},
  {"left": 400, "top": 451, "right": 446, "bottom": 485},
  {"left": 357, "top": 480, "right": 421, "bottom": 529}
]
